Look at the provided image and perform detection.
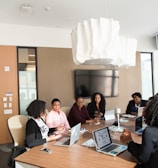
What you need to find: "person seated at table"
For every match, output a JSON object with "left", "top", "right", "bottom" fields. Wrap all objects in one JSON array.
[
  {"left": 68, "top": 96, "right": 97, "bottom": 127},
  {"left": 25, "top": 99, "right": 62, "bottom": 148},
  {"left": 120, "top": 94, "right": 158, "bottom": 168},
  {"left": 87, "top": 92, "right": 106, "bottom": 119},
  {"left": 126, "top": 92, "right": 148, "bottom": 115},
  {"left": 46, "top": 98, "right": 70, "bottom": 132}
]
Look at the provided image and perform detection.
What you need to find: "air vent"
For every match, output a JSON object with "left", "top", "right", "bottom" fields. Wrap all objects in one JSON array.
[{"left": 20, "top": 4, "right": 32, "bottom": 13}]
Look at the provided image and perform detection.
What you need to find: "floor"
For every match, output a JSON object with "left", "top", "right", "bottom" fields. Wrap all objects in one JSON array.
[{"left": 0, "top": 143, "right": 13, "bottom": 168}]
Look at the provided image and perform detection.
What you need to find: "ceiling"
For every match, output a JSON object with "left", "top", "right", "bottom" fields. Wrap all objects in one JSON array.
[{"left": 0, "top": 0, "right": 158, "bottom": 38}]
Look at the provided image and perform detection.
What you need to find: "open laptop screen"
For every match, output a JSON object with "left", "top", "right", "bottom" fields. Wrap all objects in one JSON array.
[
  {"left": 93, "top": 127, "right": 112, "bottom": 149},
  {"left": 135, "top": 116, "right": 143, "bottom": 132}
]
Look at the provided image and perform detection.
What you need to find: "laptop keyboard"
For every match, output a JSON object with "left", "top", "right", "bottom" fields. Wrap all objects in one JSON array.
[
  {"left": 102, "top": 144, "right": 119, "bottom": 152},
  {"left": 63, "top": 139, "right": 70, "bottom": 145},
  {"left": 56, "top": 137, "right": 70, "bottom": 145}
]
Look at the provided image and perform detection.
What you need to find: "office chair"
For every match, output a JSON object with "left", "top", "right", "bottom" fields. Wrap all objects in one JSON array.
[
  {"left": 60, "top": 106, "right": 71, "bottom": 117},
  {"left": 8, "top": 115, "right": 29, "bottom": 147}
]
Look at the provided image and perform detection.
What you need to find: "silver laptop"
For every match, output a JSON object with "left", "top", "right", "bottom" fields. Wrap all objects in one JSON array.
[
  {"left": 54, "top": 123, "right": 81, "bottom": 147},
  {"left": 135, "top": 116, "right": 145, "bottom": 135},
  {"left": 92, "top": 126, "right": 127, "bottom": 156}
]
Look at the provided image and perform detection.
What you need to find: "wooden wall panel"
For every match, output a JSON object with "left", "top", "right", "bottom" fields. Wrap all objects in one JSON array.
[
  {"left": 0, "top": 46, "right": 19, "bottom": 144},
  {"left": 37, "top": 48, "right": 141, "bottom": 114}
]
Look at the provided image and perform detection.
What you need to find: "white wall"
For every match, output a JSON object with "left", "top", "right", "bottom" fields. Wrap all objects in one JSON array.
[
  {"left": 0, "top": 24, "right": 71, "bottom": 48},
  {"left": 0, "top": 23, "right": 157, "bottom": 52},
  {"left": 136, "top": 35, "right": 156, "bottom": 52}
]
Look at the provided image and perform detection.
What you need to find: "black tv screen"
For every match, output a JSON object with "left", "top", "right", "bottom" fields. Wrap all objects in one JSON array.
[{"left": 74, "top": 69, "right": 119, "bottom": 98}]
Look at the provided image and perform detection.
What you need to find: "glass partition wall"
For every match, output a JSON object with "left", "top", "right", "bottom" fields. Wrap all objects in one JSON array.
[
  {"left": 17, "top": 47, "right": 37, "bottom": 115},
  {"left": 140, "top": 52, "right": 153, "bottom": 100}
]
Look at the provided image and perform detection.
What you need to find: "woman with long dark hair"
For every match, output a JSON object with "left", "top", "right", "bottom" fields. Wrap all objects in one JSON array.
[{"left": 87, "top": 92, "right": 106, "bottom": 119}]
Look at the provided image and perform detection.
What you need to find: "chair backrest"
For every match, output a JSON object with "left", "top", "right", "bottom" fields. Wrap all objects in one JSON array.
[
  {"left": 60, "top": 106, "right": 71, "bottom": 117},
  {"left": 84, "top": 101, "right": 89, "bottom": 107},
  {"left": 8, "top": 115, "right": 29, "bottom": 146}
]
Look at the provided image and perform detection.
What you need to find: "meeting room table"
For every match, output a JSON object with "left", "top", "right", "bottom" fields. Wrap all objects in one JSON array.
[{"left": 15, "top": 116, "right": 141, "bottom": 168}]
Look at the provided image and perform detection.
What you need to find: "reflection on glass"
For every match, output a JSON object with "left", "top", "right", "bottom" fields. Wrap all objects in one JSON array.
[
  {"left": 18, "top": 47, "right": 37, "bottom": 115},
  {"left": 140, "top": 53, "right": 153, "bottom": 99},
  {"left": 153, "top": 51, "right": 158, "bottom": 94}
]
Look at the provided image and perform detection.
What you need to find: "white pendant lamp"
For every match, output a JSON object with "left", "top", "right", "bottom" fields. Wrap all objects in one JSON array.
[{"left": 71, "top": 17, "right": 137, "bottom": 67}]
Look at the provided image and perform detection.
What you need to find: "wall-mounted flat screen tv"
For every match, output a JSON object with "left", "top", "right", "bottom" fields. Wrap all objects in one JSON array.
[{"left": 74, "top": 69, "right": 119, "bottom": 98}]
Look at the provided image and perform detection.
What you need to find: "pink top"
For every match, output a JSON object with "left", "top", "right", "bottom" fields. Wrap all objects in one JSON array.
[{"left": 46, "top": 110, "right": 70, "bottom": 130}]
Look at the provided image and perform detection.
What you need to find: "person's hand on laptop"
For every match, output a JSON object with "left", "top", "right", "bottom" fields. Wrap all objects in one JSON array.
[
  {"left": 120, "top": 128, "right": 133, "bottom": 145},
  {"left": 46, "top": 134, "right": 62, "bottom": 142}
]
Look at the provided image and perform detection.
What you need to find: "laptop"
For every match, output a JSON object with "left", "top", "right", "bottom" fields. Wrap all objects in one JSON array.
[
  {"left": 135, "top": 116, "right": 145, "bottom": 135},
  {"left": 92, "top": 126, "right": 127, "bottom": 156},
  {"left": 54, "top": 123, "right": 81, "bottom": 147}
]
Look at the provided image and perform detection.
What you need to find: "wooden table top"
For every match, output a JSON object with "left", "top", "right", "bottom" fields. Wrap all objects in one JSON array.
[{"left": 15, "top": 118, "right": 141, "bottom": 168}]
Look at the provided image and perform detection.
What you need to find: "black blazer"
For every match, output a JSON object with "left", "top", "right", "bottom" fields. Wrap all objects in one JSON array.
[
  {"left": 87, "top": 102, "right": 105, "bottom": 119},
  {"left": 126, "top": 99, "right": 148, "bottom": 114},
  {"left": 25, "top": 118, "right": 47, "bottom": 148}
]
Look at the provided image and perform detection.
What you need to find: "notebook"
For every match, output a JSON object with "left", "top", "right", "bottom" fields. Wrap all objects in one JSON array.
[
  {"left": 92, "top": 126, "right": 127, "bottom": 156},
  {"left": 135, "top": 116, "right": 145, "bottom": 135},
  {"left": 54, "top": 123, "right": 81, "bottom": 147}
]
